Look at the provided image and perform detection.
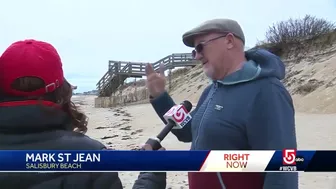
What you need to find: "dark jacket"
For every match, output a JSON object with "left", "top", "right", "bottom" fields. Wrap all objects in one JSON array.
[
  {"left": 0, "top": 100, "right": 166, "bottom": 189},
  {"left": 150, "top": 49, "right": 298, "bottom": 189}
]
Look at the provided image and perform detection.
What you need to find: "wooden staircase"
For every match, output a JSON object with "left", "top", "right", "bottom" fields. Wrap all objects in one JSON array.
[{"left": 96, "top": 53, "right": 198, "bottom": 97}]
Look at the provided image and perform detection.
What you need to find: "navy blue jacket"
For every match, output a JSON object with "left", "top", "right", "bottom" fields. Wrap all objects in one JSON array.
[
  {"left": 150, "top": 49, "right": 298, "bottom": 189},
  {"left": 0, "top": 100, "right": 166, "bottom": 189}
]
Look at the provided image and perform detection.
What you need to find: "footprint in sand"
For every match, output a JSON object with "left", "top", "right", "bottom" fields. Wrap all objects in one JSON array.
[
  {"left": 96, "top": 126, "right": 112, "bottom": 129},
  {"left": 131, "top": 129, "right": 143, "bottom": 135},
  {"left": 101, "top": 135, "right": 119, "bottom": 140},
  {"left": 95, "top": 122, "right": 125, "bottom": 129},
  {"left": 113, "top": 108, "right": 123, "bottom": 113},
  {"left": 106, "top": 142, "right": 116, "bottom": 149},
  {"left": 120, "top": 126, "right": 131, "bottom": 130},
  {"left": 121, "top": 136, "right": 132, "bottom": 140},
  {"left": 124, "top": 112, "right": 132, "bottom": 117},
  {"left": 130, "top": 146, "right": 141, "bottom": 151},
  {"left": 126, "top": 143, "right": 141, "bottom": 150}
]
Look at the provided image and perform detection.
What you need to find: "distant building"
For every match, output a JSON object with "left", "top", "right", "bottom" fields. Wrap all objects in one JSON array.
[
  {"left": 83, "top": 90, "right": 98, "bottom": 95},
  {"left": 72, "top": 88, "right": 98, "bottom": 95},
  {"left": 71, "top": 85, "right": 78, "bottom": 90}
]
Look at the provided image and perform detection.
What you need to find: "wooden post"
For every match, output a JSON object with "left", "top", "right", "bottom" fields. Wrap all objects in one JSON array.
[
  {"left": 168, "top": 68, "right": 172, "bottom": 93},
  {"left": 118, "top": 75, "right": 122, "bottom": 105},
  {"left": 134, "top": 77, "right": 137, "bottom": 102},
  {"left": 109, "top": 83, "right": 113, "bottom": 97},
  {"left": 114, "top": 62, "right": 118, "bottom": 74},
  {"left": 129, "top": 63, "right": 132, "bottom": 73}
]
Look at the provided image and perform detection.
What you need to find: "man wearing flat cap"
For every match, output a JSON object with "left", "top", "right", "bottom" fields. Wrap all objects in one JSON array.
[{"left": 146, "top": 18, "right": 298, "bottom": 189}]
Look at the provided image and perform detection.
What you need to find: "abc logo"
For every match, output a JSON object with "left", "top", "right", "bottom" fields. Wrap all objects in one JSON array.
[{"left": 282, "top": 149, "right": 304, "bottom": 165}]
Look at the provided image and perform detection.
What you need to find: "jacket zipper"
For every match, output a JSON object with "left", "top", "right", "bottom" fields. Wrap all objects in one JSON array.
[
  {"left": 193, "top": 83, "right": 218, "bottom": 148},
  {"left": 193, "top": 82, "right": 226, "bottom": 189},
  {"left": 216, "top": 173, "right": 226, "bottom": 189}
]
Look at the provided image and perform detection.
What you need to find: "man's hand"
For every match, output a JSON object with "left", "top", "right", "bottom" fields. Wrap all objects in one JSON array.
[
  {"left": 145, "top": 63, "right": 166, "bottom": 98},
  {"left": 141, "top": 144, "right": 166, "bottom": 151}
]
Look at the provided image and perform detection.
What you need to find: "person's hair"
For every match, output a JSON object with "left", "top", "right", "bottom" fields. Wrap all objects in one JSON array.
[{"left": 10, "top": 77, "right": 88, "bottom": 133}]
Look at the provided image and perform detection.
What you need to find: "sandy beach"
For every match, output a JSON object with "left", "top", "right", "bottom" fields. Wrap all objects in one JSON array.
[{"left": 73, "top": 95, "right": 336, "bottom": 189}]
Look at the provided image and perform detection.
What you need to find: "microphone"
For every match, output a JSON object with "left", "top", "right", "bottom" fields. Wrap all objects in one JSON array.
[{"left": 144, "top": 100, "right": 193, "bottom": 150}]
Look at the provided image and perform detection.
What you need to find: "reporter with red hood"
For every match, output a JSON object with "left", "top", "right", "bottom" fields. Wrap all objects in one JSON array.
[{"left": 0, "top": 39, "right": 166, "bottom": 189}]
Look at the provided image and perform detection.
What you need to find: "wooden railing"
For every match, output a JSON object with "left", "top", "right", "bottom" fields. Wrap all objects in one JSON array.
[{"left": 96, "top": 53, "right": 198, "bottom": 96}]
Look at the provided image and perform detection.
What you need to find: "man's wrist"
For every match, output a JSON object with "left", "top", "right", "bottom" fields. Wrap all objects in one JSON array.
[{"left": 149, "top": 91, "right": 165, "bottom": 101}]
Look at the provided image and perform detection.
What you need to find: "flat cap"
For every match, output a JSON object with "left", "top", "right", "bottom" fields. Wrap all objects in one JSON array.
[{"left": 182, "top": 18, "right": 245, "bottom": 47}]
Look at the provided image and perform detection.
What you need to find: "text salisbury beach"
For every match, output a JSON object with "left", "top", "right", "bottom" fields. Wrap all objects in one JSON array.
[{"left": 25, "top": 153, "right": 101, "bottom": 170}]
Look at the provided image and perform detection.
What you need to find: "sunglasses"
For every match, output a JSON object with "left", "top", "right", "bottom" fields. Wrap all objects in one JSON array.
[{"left": 192, "top": 34, "right": 228, "bottom": 59}]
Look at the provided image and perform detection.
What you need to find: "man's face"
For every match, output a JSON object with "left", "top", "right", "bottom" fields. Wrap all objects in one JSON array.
[{"left": 193, "top": 33, "right": 234, "bottom": 80}]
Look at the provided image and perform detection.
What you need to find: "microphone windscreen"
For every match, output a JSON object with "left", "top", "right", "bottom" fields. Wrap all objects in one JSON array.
[{"left": 181, "top": 100, "right": 193, "bottom": 112}]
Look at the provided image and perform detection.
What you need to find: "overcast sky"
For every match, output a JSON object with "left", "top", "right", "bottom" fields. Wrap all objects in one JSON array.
[{"left": 1, "top": 0, "right": 335, "bottom": 92}]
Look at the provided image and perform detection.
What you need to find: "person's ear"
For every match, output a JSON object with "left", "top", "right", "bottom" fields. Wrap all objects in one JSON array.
[{"left": 225, "top": 33, "right": 235, "bottom": 49}]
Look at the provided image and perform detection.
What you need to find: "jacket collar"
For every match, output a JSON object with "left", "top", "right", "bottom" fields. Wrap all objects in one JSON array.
[
  {"left": 0, "top": 100, "right": 73, "bottom": 134},
  {"left": 212, "top": 48, "right": 285, "bottom": 85}
]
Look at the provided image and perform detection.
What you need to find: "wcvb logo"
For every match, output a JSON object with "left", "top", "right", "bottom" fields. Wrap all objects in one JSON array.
[
  {"left": 282, "top": 149, "right": 305, "bottom": 165},
  {"left": 172, "top": 106, "right": 188, "bottom": 123},
  {"left": 282, "top": 149, "right": 296, "bottom": 165}
]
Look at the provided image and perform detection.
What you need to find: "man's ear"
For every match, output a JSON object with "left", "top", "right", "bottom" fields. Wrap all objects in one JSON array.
[{"left": 225, "top": 33, "right": 235, "bottom": 49}]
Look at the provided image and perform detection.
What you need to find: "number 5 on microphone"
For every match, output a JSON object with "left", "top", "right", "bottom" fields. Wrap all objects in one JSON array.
[
  {"left": 163, "top": 105, "right": 192, "bottom": 129},
  {"left": 174, "top": 106, "right": 191, "bottom": 128},
  {"left": 173, "top": 106, "right": 188, "bottom": 122}
]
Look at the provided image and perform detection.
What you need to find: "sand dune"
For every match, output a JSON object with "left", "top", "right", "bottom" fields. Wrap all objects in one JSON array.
[{"left": 96, "top": 39, "right": 336, "bottom": 115}]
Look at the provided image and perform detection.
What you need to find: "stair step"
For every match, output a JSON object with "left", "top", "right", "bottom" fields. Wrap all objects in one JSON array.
[{"left": 97, "top": 53, "right": 198, "bottom": 97}]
